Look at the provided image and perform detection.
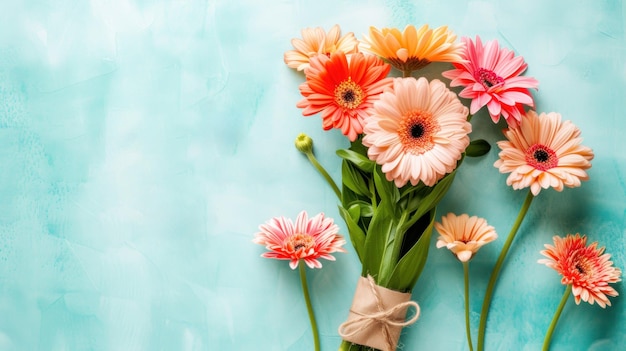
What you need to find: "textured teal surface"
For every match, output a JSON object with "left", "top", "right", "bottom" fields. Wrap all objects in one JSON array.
[{"left": 0, "top": 0, "right": 625, "bottom": 350}]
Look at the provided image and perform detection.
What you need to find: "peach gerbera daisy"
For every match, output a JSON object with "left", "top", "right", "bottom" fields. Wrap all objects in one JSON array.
[
  {"left": 253, "top": 211, "right": 346, "bottom": 269},
  {"left": 361, "top": 24, "right": 464, "bottom": 73},
  {"left": 539, "top": 234, "right": 621, "bottom": 307},
  {"left": 435, "top": 213, "right": 498, "bottom": 262},
  {"left": 442, "top": 36, "right": 539, "bottom": 127},
  {"left": 297, "top": 51, "right": 392, "bottom": 141},
  {"left": 362, "top": 77, "right": 471, "bottom": 187},
  {"left": 494, "top": 110, "right": 594, "bottom": 196},
  {"left": 284, "top": 24, "right": 359, "bottom": 71}
]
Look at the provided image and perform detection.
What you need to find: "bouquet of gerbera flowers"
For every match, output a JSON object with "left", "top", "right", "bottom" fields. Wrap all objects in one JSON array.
[
  {"left": 277, "top": 22, "right": 618, "bottom": 351},
  {"left": 284, "top": 24, "right": 522, "bottom": 350}
]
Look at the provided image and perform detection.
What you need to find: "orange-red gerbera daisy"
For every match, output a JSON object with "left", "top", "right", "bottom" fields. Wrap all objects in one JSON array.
[
  {"left": 442, "top": 36, "right": 539, "bottom": 127},
  {"left": 435, "top": 213, "right": 498, "bottom": 262},
  {"left": 539, "top": 234, "right": 621, "bottom": 308},
  {"left": 297, "top": 51, "right": 392, "bottom": 141},
  {"left": 361, "top": 24, "right": 464, "bottom": 73},
  {"left": 493, "top": 110, "right": 594, "bottom": 196},
  {"left": 362, "top": 77, "right": 470, "bottom": 187},
  {"left": 284, "top": 24, "right": 359, "bottom": 71},
  {"left": 253, "top": 211, "right": 346, "bottom": 269}
]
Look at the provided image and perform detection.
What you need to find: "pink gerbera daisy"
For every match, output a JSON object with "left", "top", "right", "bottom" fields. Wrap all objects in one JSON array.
[
  {"left": 494, "top": 110, "right": 594, "bottom": 196},
  {"left": 442, "top": 36, "right": 539, "bottom": 127},
  {"left": 362, "top": 77, "right": 471, "bottom": 187},
  {"left": 435, "top": 213, "right": 498, "bottom": 262},
  {"left": 539, "top": 234, "right": 621, "bottom": 307},
  {"left": 297, "top": 51, "right": 393, "bottom": 141},
  {"left": 253, "top": 211, "right": 346, "bottom": 269},
  {"left": 284, "top": 24, "right": 359, "bottom": 71}
]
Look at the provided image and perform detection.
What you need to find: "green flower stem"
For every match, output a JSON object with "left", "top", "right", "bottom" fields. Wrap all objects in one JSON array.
[
  {"left": 477, "top": 190, "right": 535, "bottom": 351},
  {"left": 304, "top": 151, "right": 342, "bottom": 200},
  {"left": 543, "top": 285, "right": 572, "bottom": 351},
  {"left": 402, "top": 70, "right": 412, "bottom": 77},
  {"left": 463, "top": 261, "right": 474, "bottom": 351},
  {"left": 299, "top": 263, "right": 320, "bottom": 351}
]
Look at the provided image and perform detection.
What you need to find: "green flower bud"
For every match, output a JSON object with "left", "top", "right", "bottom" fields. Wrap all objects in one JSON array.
[{"left": 295, "top": 133, "right": 314, "bottom": 154}]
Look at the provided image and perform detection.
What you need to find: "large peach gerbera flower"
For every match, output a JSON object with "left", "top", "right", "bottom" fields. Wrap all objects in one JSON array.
[
  {"left": 253, "top": 211, "right": 346, "bottom": 269},
  {"left": 361, "top": 24, "right": 464, "bottom": 73},
  {"left": 539, "top": 234, "right": 621, "bottom": 307},
  {"left": 435, "top": 213, "right": 498, "bottom": 262},
  {"left": 494, "top": 110, "right": 594, "bottom": 196},
  {"left": 297, "top": 51, "right": 392, "bottom": 141},
  {"left": 362, "top": 77, "right": 471, "bottom": 187},
  {"left": 284, "top": 24, "right": 359, "bottom": 71},
  {"left": 442, "top": 36, "right": 539, "bottom": 127}
]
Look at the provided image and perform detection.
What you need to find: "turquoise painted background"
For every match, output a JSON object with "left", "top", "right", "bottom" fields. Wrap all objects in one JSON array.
[{"left": 0, "top": 0, "right": 624, "bottom": 350}]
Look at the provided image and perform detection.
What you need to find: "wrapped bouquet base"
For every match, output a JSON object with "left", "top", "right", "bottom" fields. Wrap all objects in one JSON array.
[{"left": 338, "top": 275, "right": 420, "bottom": 351}]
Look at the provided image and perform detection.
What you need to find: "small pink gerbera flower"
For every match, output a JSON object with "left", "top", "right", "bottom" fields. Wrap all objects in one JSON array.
[
  {"left": 539, "top": 234, "right": 622, "bottom": 308},
  {"left": 297, "top": 51, "right": 392, "bottom": 141},
  {"left": 362, "top": 77, "right": 471, "bottom": 187},
  {"left": 284, "top": 24, "right": 359, "bottom": 71},
  {"left": 253, "top": 211, "right": 346, "bottom": 269},
  {"left": 435, "top": 213, "right": 498, "bottom": 262},
  {"left": 494, "top": 110, "right": 594, "bottom": 196},
  {"left": 442, "top": 36, "right": 539, "bottom": 127}
]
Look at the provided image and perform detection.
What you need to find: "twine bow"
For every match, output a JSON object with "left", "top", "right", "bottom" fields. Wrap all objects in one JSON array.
[{"left": 338, "top": 275, "right": 421, "bottom": 351}]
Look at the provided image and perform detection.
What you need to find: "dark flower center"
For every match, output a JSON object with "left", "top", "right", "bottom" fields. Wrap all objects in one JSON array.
[
  {"left": 477, "top": 68, "right": 504, "bottom": 89},
  {"left": 525, "top": 144, "right": 558, "bottom": 171},
  {"left": 411, "top": 124, "right": 424, "bottom": 138},
  {"left": 286, "top": 233, "right": 315, "bottom": 253},
  {"left": 334, "top": 78, "right": 364, "bottom": 109}
]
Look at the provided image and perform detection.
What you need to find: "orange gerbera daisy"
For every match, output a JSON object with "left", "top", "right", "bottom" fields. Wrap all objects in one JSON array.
[
  {"left": 539, "top": 234, "right": 621, "bottom": 307},
  {"left": 297, "top": 51, "right": 392, "bottom": 141},
  {"left": 362, "top": 77, "right": 470, "bottom": 187},
  {"left": 494, "top": 110, "right": 594, "bottom": 196},
  {"left": 253, "top": 211, "right": 346, "bottom": 269},
  {"left": 284, "top": 24, "right": 359, "bottom": 71},
  {"left": 435, "top": 213, "right": 498, "bottom": 262},
  {"left": 360, "top": 24, "right": 464, "bottom": 73}
]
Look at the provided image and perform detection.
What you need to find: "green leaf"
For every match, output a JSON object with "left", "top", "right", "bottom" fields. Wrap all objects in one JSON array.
[
  {"left": 385, "top": 210, "right": 435, "bottom": 291},
  {"left": 373, "top": 165, "right": 400, "bottom": 208},
  {"left": 338, "top": 205, "right": 366, "bottom": 262},
  {"left": 466, "top": 139, "right": 491, "bottom": 157},
  {"left": 361, "top": 202, "right": 397, "bottom": 280},
  {"left": 336, "top": 149, "right": 375, "bottom": 173},
  {"left": 403, "top": 167, "right": 459, "bottom": 230},
  {"left": 341, "top": 160, "right": 371, "bottom": 197}
]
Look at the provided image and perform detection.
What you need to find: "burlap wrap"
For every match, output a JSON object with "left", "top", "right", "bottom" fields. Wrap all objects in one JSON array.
[{"left": 338, "top": 275, "right": 421, "bottom": 351}]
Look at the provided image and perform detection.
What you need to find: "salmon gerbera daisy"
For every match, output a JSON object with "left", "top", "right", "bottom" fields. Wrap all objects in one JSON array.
[
  {"left": 361, "top": 24, "right": 464, "bottom": 74},
  {"left": 284, "top": 24, "right": 359, "bottom": 71},
  {"left": 297, "top": 51, "right": 393, "bottom": 141},
  {"left": 442, "top": 36, "right": 539, "bottom": 127},
  {"left": 435, "top": 213, "right": 498, "bottom": 262},
  {"left": 539, "top": 234, "right": 621, "bottom": 307},
  {"left": 253, "top": 211, "right": 346, "bottom": 269},
  {"left": 493, "top": 110, "right": 594, "bottom": 196},
  {"left": 362, "top": 77, "right": 471, "bottom": 187}
]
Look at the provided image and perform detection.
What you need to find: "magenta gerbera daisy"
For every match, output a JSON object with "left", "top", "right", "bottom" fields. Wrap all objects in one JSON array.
[
  {"left": 362, "top": 77, "right": 471, "bottom": 187},
  {"left": 253, "top": 211, "right": 346, "bottom": 269},
  {"left": 442, "top": 36, "right": 539, "bottom": 127}
]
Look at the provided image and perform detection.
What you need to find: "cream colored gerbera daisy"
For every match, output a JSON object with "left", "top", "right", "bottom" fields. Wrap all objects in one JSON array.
[
  {"left": 362, "top": 77, "right": 471, "bottom": 187},
  {"left": 284, "top": 24, "right": 358, "bottom": 71},
  {"left": 435, "top": 213, "right": 498, "bottom": 262},
  {"left": 494, "top": 111, "right": 594, "bottom": 195}
]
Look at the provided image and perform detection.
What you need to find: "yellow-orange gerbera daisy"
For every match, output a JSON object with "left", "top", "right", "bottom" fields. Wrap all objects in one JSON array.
[
  {"left": 362, "top": 77, "right": 471, "bottom": 187},
  {"left": 539, "top": 234, "right": 621, "bottom": 308},
  {"left": 297, "top": 51, "right": 392, "bottom": 141},
  {"left": 253, "top": 211, "right": 346, "bottom": 269},
  {"left": 435, "top": 213, "right": 498, "bottom": 262},
  {"left": 494, "top": 110, "right": 594, "bottom": 196},
  {"left": 284, "top": 24, "right": 359, "bottom": 71},
  {"left": 360, "top": 24, "right": 464, "bottom": 73}
]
